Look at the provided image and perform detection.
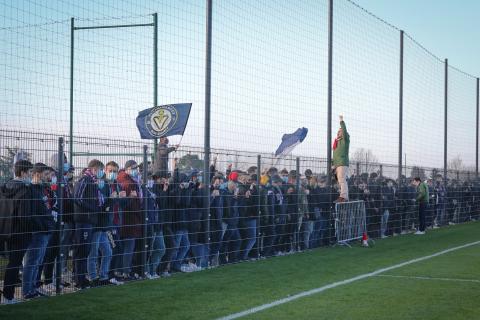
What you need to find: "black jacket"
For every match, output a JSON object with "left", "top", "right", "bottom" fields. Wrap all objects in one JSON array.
[{"left": 0, "top": 179, "right": 33, "bottom": 237}]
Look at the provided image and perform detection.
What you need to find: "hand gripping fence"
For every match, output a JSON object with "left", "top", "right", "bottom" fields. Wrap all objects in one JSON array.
[{"left": 334, "top": 200, "right": 367, "bottom": 247}]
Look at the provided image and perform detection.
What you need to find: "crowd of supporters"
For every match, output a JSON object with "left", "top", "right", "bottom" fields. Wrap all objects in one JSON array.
[{"left": 1, "top": 151, "right": 479, "bottom": 304}]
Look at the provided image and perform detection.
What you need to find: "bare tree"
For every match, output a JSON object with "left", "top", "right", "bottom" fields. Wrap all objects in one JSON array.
[
  {"left": 448, "top": 155, "right": 464, "bottom": 171},
  {"left": 351, "top": 148, "right": 379, "bottom": 174}
]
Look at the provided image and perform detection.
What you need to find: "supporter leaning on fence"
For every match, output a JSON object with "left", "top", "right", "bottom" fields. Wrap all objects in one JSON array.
[
  {"left": 117, "top": 160, "right": 143, "bottom": 280},
  {"left": 22, "top": 163, "right": 55, "bottom": 299},
  {"left": 73, "top": 159, "right": 105, "bottom": 289},
  {"left": 1, "top": 160, "right": 33, "bottom": 304},
  {"left": 105, "top": 161, "right": 127, "bottom": 281}
]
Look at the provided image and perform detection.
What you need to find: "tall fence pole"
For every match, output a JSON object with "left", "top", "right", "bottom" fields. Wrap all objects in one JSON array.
[
  {"left": 142, "top": 145, "right": 148, "bottom": 276},
  {"left": 55, "top": 137, "right": 65, "bottom": 294},
  {"left": 476, "top": 77, "right": 479, "bottom": 178},
  {"left": 398, "top": 30, "right": 404, "bottom": 184},
  {"left": 256, "top": 155, "right": 261, "bottom": 258},
  {"left": 153, "top": 13, "right": 158, "bottom": 160},
  {"left": 327, "top": 0, "right": 333, "bottom": 192},
  {"left": 69, "top": 18, "right": 74, "bottom": 166},
  {"left": 443, "top": 59, "right": 448, "bottom": 182},
  {"left": 295, "top": 157, "right": 301, "bottom": 251},
  {"left": 204, "top": 0, "right": 213, "bottom": 254}
]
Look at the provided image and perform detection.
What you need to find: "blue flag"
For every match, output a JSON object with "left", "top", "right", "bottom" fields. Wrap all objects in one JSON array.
[
  {"left": 275, "top": 127, "right": 308, "bottom": 157},
  {"left": 136, "top": 103, "right": 192, "bottom": 139}
]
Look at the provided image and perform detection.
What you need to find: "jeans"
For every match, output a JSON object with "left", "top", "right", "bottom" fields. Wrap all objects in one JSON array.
[
  {"left": 336, "top": 166, "right": 349, "bottom": 200},
  {"left": 22, "top": 233, "right": 51, "bottom": 296},
  {"left": 2, "top": 235, "right": 30, "bottom": 300},
  {"left": 221, "top": 225, "right": 241, "bottom": 263},
  {"left": 148, "top": 231, "right": 166, "bottom": 275},
  {"left": 109, "top": 228, "right": 124, "bottom": 277},
  {"left": 60, "top": 222, "right": 74, "bottom": 273},
  {"left": 241, "top": 219, "right": 257, "bottom": 260},
  {"left": 302, "top": 220, "right": 314, "bottom": 250},
  {"left": 88, "top": 231, "right": 112, "bottom": 280},
  {"left": 190, "top": 242, "right": 209, "bottom": 268},
  {"left": 122, "top": 238, "right": 136, "bottom": 274},
  {"left": 74, "top": 223, "right": 93, "bottom": 285},
  {"left": 381, "top": 210, "right": 390, "bottom": 237},
  {"left": 172, "top": 230, "right": 190, "bottom": 271}
]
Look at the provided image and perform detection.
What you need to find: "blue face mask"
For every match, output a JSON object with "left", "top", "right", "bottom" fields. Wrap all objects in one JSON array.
[
  {"left": 96, "top": 169, "right": 105, "bottom": 179},
  {"left": 107, "top": 172, "right": 117, "bottom": 181},
  {"left": 24, "top": 177, "right": 32, "bottom": 185},
  {"left": 130, "top": 169, "right": 138, "bottom": 178},
  {"left": 282, "top": 176, "right": 289, "bottom": 183},
  {"left": 51, "top": 176, "right": 58, "bottom": 185},
  {"left": 63, "top": 163, "right": 70, "bottom": 173},
  {"left": 98, "top": 180, "right": 105, "bottom": 189},
  {"left": 219, "top": 182, "right": 227, "bottom": 190}
]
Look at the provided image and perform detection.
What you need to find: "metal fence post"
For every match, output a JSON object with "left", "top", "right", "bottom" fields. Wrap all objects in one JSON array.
[
  {"left": 256, "top": 154, "right": 261, "bottom": 258},
  {"left": 326, "top": 0, "right": 333, "bottom": 191},
  {"left": 398, "top": 30, "right": 404, "bottom": 185},
  {"left": 55, "top": 137, "right": 65, "bottom": 294},
  {"left": 476, "top": 77, "right": 479, "bottom": 178},
  {"left": 142, "top": 145, "right": 148, "bottom": 276},
  {"left": 153, "top": 13, "right": 158, "bottom": 161},
  {"left": 69, "top": 18, "right": 74, "bottom": 166},
  {"left": 444, "top": 59, "right": 448, "bottom": 183},
  {"left": 204, "top": 0, "right": 213, "bottom": 258},
  {"left": 295, "top": 157, "right": 301, "bottom": 251}
]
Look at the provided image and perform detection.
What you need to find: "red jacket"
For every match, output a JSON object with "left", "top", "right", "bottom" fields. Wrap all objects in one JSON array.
[{"left": 117, "top": 170, "right": 143, "bottom": 238}]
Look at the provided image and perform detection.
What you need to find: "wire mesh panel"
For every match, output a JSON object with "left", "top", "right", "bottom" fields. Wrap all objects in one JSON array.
[
  {"left": 403, "top": 36, "right": 444, "bottom": 170},
  {"left": 333, "top": 0, "right": 400, "bottom": 165},
  {"left": 210, "top": 0, "right": 328, "bottom": 156}
]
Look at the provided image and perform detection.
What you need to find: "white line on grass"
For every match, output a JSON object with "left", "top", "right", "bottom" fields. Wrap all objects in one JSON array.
[
  {"left": 376, "top": 274, "right": 480, "bottom": 284},
  {"left": 216, "top": 240, "right": 480, "bottom": 320}
]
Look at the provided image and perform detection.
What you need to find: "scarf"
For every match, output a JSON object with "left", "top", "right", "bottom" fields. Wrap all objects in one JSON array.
[
  {"left": 333, "top": 136, "right": 342, "bottom": 150},
  {"left": 84, "top": 168, "right": 105, "bottom": 207}
]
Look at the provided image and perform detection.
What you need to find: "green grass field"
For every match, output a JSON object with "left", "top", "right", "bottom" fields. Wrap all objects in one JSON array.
[{"left": 2, "top": 222, "right": 479, "bottom": 320}]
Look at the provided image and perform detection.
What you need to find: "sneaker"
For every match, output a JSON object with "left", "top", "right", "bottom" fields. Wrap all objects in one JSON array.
[
  {"left": 400, "top": 230, "right": 407, "bottom": 235},
  {"left": 3, "top": 297, "right": 19, "bottom": 305},
  {"left": 180, "top": 264, "right": 194, "bottom": 273},
  {"left": 381, "top": 235, "right": 387, "bottom": 239},
  {"left": 24, "top": 292, "right": 41, "bottom": 300},
  {"left": 109, "top": 277, "right": 124, "bottom": 285},
  {"left": 36, "top": 283, "right": 56, "bottom": 296},
  {"left": 414, "top": 230, "right": 425, "bottom": 235},
  {"left": 150, "top": 273, "right": 160, "bottom": 280},
  {"left": 144, "top": 272, "right": 154, "bottom": 280},
  {"left": 161, "top": 272, "right": 171, "bottom": 278},
  {"left": 449, "top": 222, "right": 456, "bottom": 226},
  {"left": 433, "top": 225, "right": 440, "bottom": 229}
]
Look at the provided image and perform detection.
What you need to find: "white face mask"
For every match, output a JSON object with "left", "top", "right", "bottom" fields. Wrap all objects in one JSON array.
[{"left": 51, "top": 176, "right": 57, "bottom": 185}]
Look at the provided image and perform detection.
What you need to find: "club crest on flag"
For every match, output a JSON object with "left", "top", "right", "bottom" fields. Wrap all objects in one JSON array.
[
  {"left": 145, "top": 105, "right": 179, "bottom": 138},
  {"left": 136, "top": 103, "right": 192, "bottom": 139}
]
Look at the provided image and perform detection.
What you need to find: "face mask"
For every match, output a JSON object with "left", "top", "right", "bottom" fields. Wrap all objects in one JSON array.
[
  {"left": 98, "top": 180, "right": 105, "bottom": 189},
  {"left": 51, "top": 176, "right": 58, "bottom": 185},
  {"left": 147, "top": 180, "right": 154, "bottom": 189},
  {"left": 23, "top": 177, "right": 32, "bottom": 185},
  {"left": 107, "top": 172, "right": 117, "bottom": 181},
  {"left": 219, "top": 182, "right": 227, "bottom": 190},
  {"left": 96, "top": 169, "right": 105, "bottom": 179},
  {"left": 130, "top": 169, "right": 138, "bottom": 178},
  {"left": 198, "top": 176, "right": 203, "bottom": 183},
  {"left": 282, "top": 176, "right": 288, "bottom": 184},
  {"left": 63, "top": 163, "right": 70, "bottom": 173}
]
